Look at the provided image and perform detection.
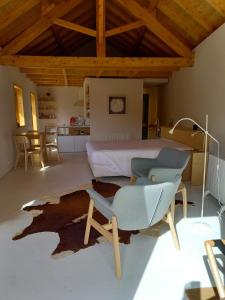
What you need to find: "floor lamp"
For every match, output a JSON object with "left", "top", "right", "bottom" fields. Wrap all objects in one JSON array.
[{"left": 169, "top": 115, "right": 220, "bottom": 230}]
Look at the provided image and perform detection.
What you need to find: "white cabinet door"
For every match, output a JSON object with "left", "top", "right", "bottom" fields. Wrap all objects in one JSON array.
[
  {"left": 74, "top": 135, "right": 89, "bottom": 152},
  {"left": 58, "top": 136, "right": 75, "bottom": 152}
]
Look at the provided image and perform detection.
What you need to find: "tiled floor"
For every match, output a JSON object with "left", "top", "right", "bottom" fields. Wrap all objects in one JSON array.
[{"left": 0, "top": 154, "right": 223, "bottom": 300}]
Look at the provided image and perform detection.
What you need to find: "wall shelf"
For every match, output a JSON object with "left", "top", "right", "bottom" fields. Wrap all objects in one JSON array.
[{"left": 38, "top": 93, "right": 57, "bottom": 120}]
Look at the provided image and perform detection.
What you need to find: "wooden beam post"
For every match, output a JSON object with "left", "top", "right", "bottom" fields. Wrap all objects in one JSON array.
[{"left": 96, "top": 0, "right": 106, "bottom": 57}]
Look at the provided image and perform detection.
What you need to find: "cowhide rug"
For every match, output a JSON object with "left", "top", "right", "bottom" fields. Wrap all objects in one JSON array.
[{"left": 13, "top": 181, "right": 139, "bottom": 258}]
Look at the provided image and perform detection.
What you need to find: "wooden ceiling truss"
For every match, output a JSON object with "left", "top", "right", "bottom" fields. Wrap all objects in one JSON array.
[{"left": 0, "top": 0, "right": 225, "bottom": 86}]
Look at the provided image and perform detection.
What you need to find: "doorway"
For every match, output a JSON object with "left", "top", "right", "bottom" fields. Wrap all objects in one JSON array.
[
  {"left": 142, "top": 93, "right": 149, "bottom": 139},
  {"left": 30, "top": 92, "right": 38, "bottom": 131}
]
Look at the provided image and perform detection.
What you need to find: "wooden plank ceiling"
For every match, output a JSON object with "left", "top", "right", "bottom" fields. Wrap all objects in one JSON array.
[{"left": 0, "top": 0, "right": 224, "bottom": 86}]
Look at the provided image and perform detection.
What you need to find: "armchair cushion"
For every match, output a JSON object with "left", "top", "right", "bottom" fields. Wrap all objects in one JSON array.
[
  {"left": 131, "top": 157, "right": 158, "bottom": 177},
  {"left": 86, "top": 189, "right": 114, "bottom": 220},
  {"left": 148, "top": 167, "right": 181, "bottom": 182}
]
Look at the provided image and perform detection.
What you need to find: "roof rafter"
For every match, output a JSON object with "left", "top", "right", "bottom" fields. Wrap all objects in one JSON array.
[
  {"left": 131, "top": 0, "right": 158, "bottom": 55},
  {"left": 206, "top": 0, "right": 225, "bottom": 16},
  {"left": 0, "top": 0, "right": 82, "bottom": 54},
  {"left": 105, "top": 20, "right": 144, "bottom": 37},
  {"left": 53, "top": 18, "right": 97, "bottom": 37},
  {"left": 173, "top": 0, "right": 213, "bottom": 32},
  {"left": 0, "top": 0, "right": 40, "bottom": 32},
  {"left": 115, "top": 0, "right": 192, "bottom": 57}
]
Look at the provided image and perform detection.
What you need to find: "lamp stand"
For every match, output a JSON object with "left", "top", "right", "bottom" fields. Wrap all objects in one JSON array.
[
  {"left": 169, "top": 114, "right": 220, "bottom": 233},
  {"left": 193, "top": 115, "right": 212, "bottom": 233}
]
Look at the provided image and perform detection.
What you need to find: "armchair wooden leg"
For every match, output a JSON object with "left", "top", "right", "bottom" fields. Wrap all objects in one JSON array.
[
  {"left": 167, "top": 210, "right": 180, "bottom": 250},
  {"left": 181, "top": 185, "right": 187, "bottom": 218},
  {"left": 112, "top": 216, "right": 122, "bottom": 279},
  {"left": 205, "top": 240, "right": 225, "bottom": 299},
  {"left": 130, "top": 176, "right": 136, "bottom": 184},
  {"left": 170, "top": 198, "right": 175, "bottom": 223},
  {"left": 84, "top": 199, "right": 94, "bottom": 245},
  {"left": 177, "top": 183, "right": 188, "bottom": 218}
]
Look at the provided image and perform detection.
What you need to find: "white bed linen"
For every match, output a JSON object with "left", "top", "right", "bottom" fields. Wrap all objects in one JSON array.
[{"left": 86, "top": 138, "right": 192, "bottom": 177}]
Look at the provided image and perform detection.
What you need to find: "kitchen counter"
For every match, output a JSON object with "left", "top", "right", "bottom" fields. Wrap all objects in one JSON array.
[{"left": 57, "top": 126, "right": 90, "bottom": 136}]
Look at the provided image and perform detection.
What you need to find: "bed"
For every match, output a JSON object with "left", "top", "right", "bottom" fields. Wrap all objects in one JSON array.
[{"left": 86, "top": 138, "right": 192, "bottom": 178}]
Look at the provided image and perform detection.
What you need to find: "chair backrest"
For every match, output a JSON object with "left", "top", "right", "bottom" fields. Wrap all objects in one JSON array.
[
  {"left": 157, "top": 147, "right": 190, "bottom": 172},
  {"left": 112, "top": 175, "right": 181, "bottom": 230},
  {"left": 14, "top": 135, "right": 29, "bottom": 152},
  {"left": 45, "top": 126, "right": 57, "bottom": 144}
]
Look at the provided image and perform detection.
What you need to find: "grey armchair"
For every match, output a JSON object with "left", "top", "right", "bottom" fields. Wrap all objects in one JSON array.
[
  {"left": 84, "top": 175, "right": 181, "bottom": 279},
  {"left": 131, "top": 147, "right": 191, "bottom": 218},
  {"left": 131, "top": 147, "right": 190, "bottom": 180}
]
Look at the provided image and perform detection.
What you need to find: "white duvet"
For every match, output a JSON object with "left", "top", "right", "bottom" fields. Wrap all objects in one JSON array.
[{"left": 86, "top": 138, "right": 192, "bottom": 177}]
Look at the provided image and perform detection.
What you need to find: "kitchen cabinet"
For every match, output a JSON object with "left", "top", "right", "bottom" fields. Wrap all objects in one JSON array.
[{"left": 58, "top": 135, "right": 89, "bottom": 153}]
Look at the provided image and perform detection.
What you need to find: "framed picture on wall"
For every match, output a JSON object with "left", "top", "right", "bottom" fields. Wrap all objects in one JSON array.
[{"left": 108, "top": 96, "right": 126, "bottom": 114}]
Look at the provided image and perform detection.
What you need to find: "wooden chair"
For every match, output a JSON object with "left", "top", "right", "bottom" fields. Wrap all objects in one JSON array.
[
  {"left": 205, "top": 239, "right": 225, "bottom": 299},
  {"left": 44, "top": 127, "right": 61, "bottom": 162},
  {"left": 84, "top": 176, "right": 181, "bottom": 279},
  {"left": 14, "top": 135, "right": 45, "bottom": 171}
]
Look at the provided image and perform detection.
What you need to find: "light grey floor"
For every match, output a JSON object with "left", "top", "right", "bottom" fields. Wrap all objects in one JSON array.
[{"left": 0, "top": 153, "right": 223, "bottom": 300}]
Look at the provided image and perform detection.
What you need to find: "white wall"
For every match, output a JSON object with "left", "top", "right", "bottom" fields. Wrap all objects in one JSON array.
[
  {"left": 159, "top": 22, "right": 225, "bottom": 157},
  {"left": 37, "top": 86, "right": 84, "bottom": 129},
  {"left": 89, "top": 78, "right": 143, "bottom": 140},
  {"left": 0, "top": 66, "right": 37, "bottom": 178}
]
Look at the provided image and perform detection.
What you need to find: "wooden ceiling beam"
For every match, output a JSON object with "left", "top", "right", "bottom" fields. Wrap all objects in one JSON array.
[
  {"left": 157, "top": 0, "right": 206, "bottom": 43},
  {"left": 21, "top": 66, "right": 179, "bottom": 78},
  {"left": 115, "top": 0, "right": 192, "bottom": 57},
  {"left": 0, "top": 0, "right": 40, "bottom": 32},
  {"left": 206, "top": 0, "right": 225, "bottom": 16},
  {"left": 0, "top": 0, "right": 82, "bottom": 54},
  {"left": 105, "top": 20, "right": 145, "bottom": 37},
  {"left": 0, "top": 0, "right": 11, "bottom": 9},
  {"left": 0, "top": 55, "right": 194, "bottom": 68},
  {"left": 53, "top": 18, "right": 96, "bottom": 37},
  {"left": 96, "top": 0, "right": 106, "bottom": 57},
  {"left": 173, "top": 0, "right": 213, "bottom": 32},
  {"left": 131, "top": 0, "right": 158, "bottom": 55}
]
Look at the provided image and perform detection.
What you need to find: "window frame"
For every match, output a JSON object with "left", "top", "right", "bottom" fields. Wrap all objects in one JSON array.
[{"left": 13, "top": 84, "right": 26, "bottom": 127}]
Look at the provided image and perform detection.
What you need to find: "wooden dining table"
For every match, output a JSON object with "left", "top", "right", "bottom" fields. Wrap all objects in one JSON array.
[
  {"left": 16, "top": 131, "right": 58, "bottom": 163},
  {"left": 17, "top": 131, "right": 45, "bottom": 146}
]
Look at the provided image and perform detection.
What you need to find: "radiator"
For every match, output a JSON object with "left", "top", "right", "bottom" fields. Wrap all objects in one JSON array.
[{"left": 206, "top": 154, "right": 225, "bottom": 204}]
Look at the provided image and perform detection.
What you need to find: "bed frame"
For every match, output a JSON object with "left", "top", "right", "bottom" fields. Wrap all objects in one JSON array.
[{"left": 161, "top": 126, "right": 205, "bottom": 182}]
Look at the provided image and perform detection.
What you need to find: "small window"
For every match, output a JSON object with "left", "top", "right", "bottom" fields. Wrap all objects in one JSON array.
[
  {"left": 14, "top": 84, "right": 25, "bottom": 127},
  {"left": 30, "top": 92, "right": 38, "bottom": 131}
]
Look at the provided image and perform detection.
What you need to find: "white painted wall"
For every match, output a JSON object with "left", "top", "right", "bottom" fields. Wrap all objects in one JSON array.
[
  {"left": 89, "top": 78, "right": 143, "bottom": 140},
  {"left": 0, "top": 66, "right": 37, "bottom": 178},
  {"left": 37, "top": 86, "right": 84, "bottom": 130},
  {"left": 159, "top": 22, "right": 225, "bottom": 157}
]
